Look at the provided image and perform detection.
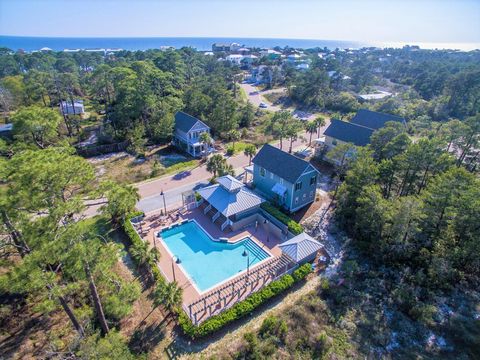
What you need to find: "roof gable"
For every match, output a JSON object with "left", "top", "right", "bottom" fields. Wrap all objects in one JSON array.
[
  {"left": 324, "top": 119, "right": 374, "bottom": 147},
  {"left": 351, "top": 109, "right": 406, "bottom": 130},
  {"left": 252, "top": 144, "right": 318, "bottom": 184},
  {"left": 174, "top": 111, "right": 209, "bottom": 133}
]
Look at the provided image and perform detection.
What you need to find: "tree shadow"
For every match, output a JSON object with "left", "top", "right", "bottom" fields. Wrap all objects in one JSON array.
[{"left": 128, "top": 321, "right": 167, "bottom": 354}]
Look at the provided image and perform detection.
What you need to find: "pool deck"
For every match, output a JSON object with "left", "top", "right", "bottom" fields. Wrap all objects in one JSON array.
[{"left": 136, "top": 207, "right": 285, "bottom": 319}]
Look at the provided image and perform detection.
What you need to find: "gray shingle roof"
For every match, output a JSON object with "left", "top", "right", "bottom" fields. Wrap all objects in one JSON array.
[
  {"left": 174, "top": 111, "right": 209, "bottom": 133},
  {"left": 279, "top": 232, "right": 323, "bottom": 262},
  {"left": 197, "top": 177, "right": 264, "bottom": 217},
  {"left": 324, "top": 119, "right": 374, "bottom": 146},
  {"left": 351, "top": 109, "right": 406, "bottom": 130},
  {"left": 252, "top": 144, "right": 318, "bottom": 184}
]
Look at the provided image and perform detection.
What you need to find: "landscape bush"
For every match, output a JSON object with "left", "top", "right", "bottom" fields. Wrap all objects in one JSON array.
[
  {"left": 179, "top": 263, "right": 312, "bottom": 339},
  {"left": 260, "top": 202, "right": 303, "bottom": 235},
  {"left": 123, "top": 212, "right": 164, "bottom": 283},
  {"left": 292, "top": 263, "right": 313, "bottom": 281}
]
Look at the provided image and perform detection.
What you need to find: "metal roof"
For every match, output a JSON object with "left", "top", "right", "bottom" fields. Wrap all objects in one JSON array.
[
  {"left": 197, "top": 178, "right": 264, "bottom": 217},
  {"left": 216, "top": 175, "right": 244, "bottom": 192},
  {"left": 252, "top": 144, "right": 318, "bottom": 184},
  {"left": 279, "top": 232, "right": 323, "bottom": 262}
]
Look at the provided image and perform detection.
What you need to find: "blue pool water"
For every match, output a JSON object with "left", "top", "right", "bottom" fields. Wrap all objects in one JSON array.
[{"left": 160, "top": 221, "right": 270, "bottom": 292}]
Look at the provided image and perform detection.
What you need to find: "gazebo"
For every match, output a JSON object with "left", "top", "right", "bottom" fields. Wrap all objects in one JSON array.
[
  {"left": 278, "top": 232, "right": 323, "bottom": 264},
  {"left": 197, "top": 175, "right": 264, "bottom": 231}
]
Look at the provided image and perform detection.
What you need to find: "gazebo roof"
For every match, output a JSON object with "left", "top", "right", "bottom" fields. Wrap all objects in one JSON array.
[
  {"left": 279, "top": 232, "right": 323, "bottom": 262},
  {"left": 197, "top": 176, "right": 264, "bottom": 217}
]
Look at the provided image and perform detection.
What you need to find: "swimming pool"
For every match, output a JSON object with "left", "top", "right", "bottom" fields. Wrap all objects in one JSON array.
[{"left": 160, "top": 220, "right": 271, "bottom": 292}]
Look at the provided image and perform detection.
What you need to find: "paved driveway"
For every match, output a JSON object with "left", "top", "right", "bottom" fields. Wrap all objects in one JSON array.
[{"left": 240, "top": 83, "right": 283, "bottom": 112}]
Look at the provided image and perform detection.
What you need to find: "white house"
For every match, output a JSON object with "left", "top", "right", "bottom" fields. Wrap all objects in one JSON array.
[
  {"left": 60, "top": 100, "right": 85, "bottom": 115},
  {"left": 173, "top": 111, "right": 213, "bottom": 157}
]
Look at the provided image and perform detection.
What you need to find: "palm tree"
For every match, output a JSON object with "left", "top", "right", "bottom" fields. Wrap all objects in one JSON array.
[
  {"left": 206, "top": 154, "right": 226, "bottom": 178},
  {"left": 199, "top": 132, "right": 212, "bottom": 159},
  {"left": 153, "top": 281, "right": 183, "bottom": 318},
  {"left": 315, "top": 116, "right": 326, "bottom": 138},
  {"left": 305, "top": 121, "right": 317, "bottom": 146},
  {"left": 244, "top": 144, "right": 257, "bottom": 165},
  {"left": 272, "top": 111, "right": 292, "bottom": 150},
  {"left": 287, "top": 126, "right": 299, "bottom": 154},
  {"left": 227, "top": 129, "right": 241, "bottom": 153}
]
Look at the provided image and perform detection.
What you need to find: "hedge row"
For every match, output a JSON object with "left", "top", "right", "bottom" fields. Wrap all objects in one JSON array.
[
  {"left": 123, "top": 212, "right": 164, "bottom": 283},
  {"left": 260, "top": 202, "right": 304, "bottom": 235},
  {"left": 179, "top": 263, "right": 313, "bottom": 339}
]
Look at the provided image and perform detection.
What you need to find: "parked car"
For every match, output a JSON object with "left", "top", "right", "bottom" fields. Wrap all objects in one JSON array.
[
  {"left": 249, "top": 91, "right": 259, "bottom": 95},
  {"left": 259, "top": 102, "right": 268, "bottom": 108}
]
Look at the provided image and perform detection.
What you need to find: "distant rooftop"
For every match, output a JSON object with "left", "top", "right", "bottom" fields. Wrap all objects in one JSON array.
[
  {"left": 351, "top": 109, "right": 405, "bottom": 130},
  {"left": 0, "top": 123, "right": 13, "bottom": 132}
]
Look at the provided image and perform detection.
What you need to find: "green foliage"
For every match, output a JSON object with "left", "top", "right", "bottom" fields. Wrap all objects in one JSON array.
[
  {"left": 260, "top": 202, "right": 303, "bottom": 235},
  {"left": 206, "top": 153, "right": 234, "bottom": 177},
  {"left": 10, "top": 106, "right": 62, "bottom": 148},
  {"left": 77, "top": 330, "right": 141, "bottom": 360},
  {"left": 179, "top": 273, "right": 297, "bottom": 338},
  {"left": 292, "top": 263, "right": 313, "bottom": 281},
  {"left": 99, "top": 181, "right": 140, "bottom": 224}
]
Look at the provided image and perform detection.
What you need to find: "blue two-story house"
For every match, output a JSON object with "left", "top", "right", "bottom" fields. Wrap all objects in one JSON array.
[
  {"left": 252, "top": 144, "right": 320, "bottom": 212},
  {"left": 173, "top": 111, "right": 213, "bottom": 157}
]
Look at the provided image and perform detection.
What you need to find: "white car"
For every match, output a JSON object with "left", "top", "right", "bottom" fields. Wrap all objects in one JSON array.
[{"left": 259, "top": 102, "right": 268, "bottom": 108}]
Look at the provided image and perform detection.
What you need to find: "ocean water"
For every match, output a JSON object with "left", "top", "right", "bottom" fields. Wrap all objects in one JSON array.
[{"left": 0, "top": 36, "right": 364, "bottom": 52}]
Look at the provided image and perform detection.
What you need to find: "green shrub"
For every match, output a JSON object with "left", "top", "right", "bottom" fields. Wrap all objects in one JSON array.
[
  {"left": 194, "top": 192, "right": 202, "bottom": 202},
  {"left": 123, "top": 212, "right": 163, "bottom": 284},
  {"left": 179, "top": 272, "right": 302, "bottom": 339},
  {"left": 260, "top": 202, "right": 304, "bottom": 235},
  {"left": 292, "top": 263, "right": 313, "bottom": 282}
]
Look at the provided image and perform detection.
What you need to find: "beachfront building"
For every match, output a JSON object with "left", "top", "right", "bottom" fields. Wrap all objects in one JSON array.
[
  {"left": 212, "top": 43, "right": 231, "bottom": 52},
  {"left": 260, "top": 49, "right": 282, "bottom": 60},
  {"left": 60, "top": 100, "right": 85, "bottom": 115},
  {"left": 173, "top": 111, "right": 213, "bottom": 158},
  {"left": 252, "top": 144, "right": 320, "bottom": 212},
  {"left": 197, "top": 175, "right": 264, "bottom": 231}
]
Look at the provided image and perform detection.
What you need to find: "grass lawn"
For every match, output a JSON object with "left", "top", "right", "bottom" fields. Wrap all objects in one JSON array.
[{"left": 226, "top": 141, "right": 252, "bottom": 155}]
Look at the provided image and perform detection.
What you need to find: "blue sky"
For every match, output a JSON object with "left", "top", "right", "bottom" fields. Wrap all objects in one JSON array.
[{"left": 1, "top": 0, "right": 479, "bottom": 43}]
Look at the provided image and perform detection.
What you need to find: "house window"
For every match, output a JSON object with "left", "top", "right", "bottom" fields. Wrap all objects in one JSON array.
[
  {"left": 303, "top": 193, "right": 306, "bottom": 200},
  {"left": 295, "top": 181, "right": 302, "bottom": 191},
  {"left": 310, "top": 175, "right": 317, "bottom": 186},
  {"left": 260, "top": 167, "right": 265, "bottom": 177},
  {"left": 295, "top": 196, "right": 299, "bottom": 204},
  {"left": 332, "top": 139, "right": 338, "bottom": 146}
]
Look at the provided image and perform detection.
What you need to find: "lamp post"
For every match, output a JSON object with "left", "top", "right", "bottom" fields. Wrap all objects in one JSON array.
[
  {"left": 160, "top": 190, "right": 167, "bottom": 215},
  {"left": 242, "top": 249, "right": 250, "bottom": 281},
  {"left": 172, "top": 255, "right": 181, "bottom": 282},
  {"left": 264, "top": 219, "right": 269, "bottom": 242}
]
